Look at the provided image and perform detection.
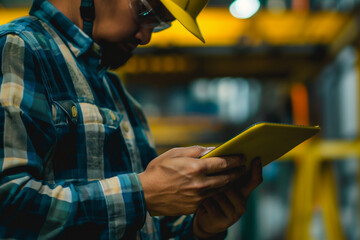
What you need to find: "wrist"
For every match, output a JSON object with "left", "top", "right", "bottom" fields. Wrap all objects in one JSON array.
[
  {"left": 138, "top": 172, "right": 162, "bottom": 216},
  {"left": 138, "top": 172, "right": 152, "bottom": 213}
]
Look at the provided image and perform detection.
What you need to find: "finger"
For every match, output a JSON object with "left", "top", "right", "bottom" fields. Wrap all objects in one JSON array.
[
  {"left": 223, "top": 188, "right": 247, "bottom": 216},
  {"left": 240, "top": 158, "right": 263, "bottom": 197},
  {"left": 166, "top": 146, "right": 212, "bottom": 158},
  {"left": 202, "top": 197, "right": 225, "bottom": 220},
  {"left": 212, "top": 192, "right": 236, "bottom": 218},
  {"left": 203, "top": 167, "right": 246, "bottom": 190},
  {"left": 201, "top": 146, "right": 216, "bottom": 157},
  {"left": 203, "top": 155, "right": 246, "bottom": 175}
]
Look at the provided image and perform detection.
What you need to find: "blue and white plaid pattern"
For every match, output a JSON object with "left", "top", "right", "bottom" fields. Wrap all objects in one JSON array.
[{"left": 0, "top": 0, "right": 195, "bottom": 239}]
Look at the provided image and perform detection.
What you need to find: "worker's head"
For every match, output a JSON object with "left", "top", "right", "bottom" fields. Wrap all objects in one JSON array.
[{"left": 83, "top": 0, "right": 208, "bottom": 68}]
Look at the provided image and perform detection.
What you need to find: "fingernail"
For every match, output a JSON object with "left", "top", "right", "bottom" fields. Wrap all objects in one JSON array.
[{"left": 201, "top": 147, "right": 216, "bottom": 157}]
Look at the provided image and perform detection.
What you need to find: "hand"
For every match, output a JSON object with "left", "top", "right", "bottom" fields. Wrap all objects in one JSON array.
[
  {"left": 138, "top": 146, "right": 246, "bottom": 216},
  {"left": 193, "top": 158, "right": 263, "bottom": 239}
]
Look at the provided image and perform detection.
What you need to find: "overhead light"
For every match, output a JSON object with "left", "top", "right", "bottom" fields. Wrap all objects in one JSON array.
[{"left": 229, "top": 0, "right": 261, "bottom": 19}]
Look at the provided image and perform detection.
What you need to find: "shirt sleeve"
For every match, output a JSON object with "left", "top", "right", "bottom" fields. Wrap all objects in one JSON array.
[{"left": 0, "top": 34, "right": 146, "bottom": 239}]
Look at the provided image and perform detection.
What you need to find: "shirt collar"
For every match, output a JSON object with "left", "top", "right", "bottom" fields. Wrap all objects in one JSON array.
[{"left": 29, "top": 0, "right": 101, "bottom": 59}]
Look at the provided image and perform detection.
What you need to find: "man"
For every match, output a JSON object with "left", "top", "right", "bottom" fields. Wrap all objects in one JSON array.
[{"left": 0, "top": 0, "right": 263, "bottom": 239}]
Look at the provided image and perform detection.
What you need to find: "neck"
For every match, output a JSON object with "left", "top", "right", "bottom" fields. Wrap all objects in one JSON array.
[{"left": 48, "top": 0, "right": 83, "bottom": 29}]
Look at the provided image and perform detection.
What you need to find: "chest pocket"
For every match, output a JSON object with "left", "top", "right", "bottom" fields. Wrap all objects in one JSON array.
[{"left": 50, "top": 99, "right": 124, "bottom": 181}]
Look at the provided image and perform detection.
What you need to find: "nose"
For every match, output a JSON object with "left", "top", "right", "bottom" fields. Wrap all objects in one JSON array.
[{"left": 135, "top": 26, "right": 153, "bottom": 45}]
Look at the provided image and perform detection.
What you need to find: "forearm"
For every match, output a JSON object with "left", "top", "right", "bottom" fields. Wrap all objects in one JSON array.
[{"left": 0, "top": 172, "right": 146, "bottom": 239}]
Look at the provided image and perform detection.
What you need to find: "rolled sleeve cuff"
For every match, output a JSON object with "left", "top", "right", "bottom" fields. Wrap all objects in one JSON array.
[{"left": 99, "top": 173, "right": 146, "bottom": 239}]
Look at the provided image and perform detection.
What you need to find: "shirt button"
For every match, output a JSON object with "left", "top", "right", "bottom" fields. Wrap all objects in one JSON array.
[
  {"left": 123, "top": 122, "right": 130, "bottom": 132},
  {"left": 110, "top": 110, "right": 116, "bottom": 121},
  {"left": 71, "top": 106, "right": 78, "bottom": 118}
]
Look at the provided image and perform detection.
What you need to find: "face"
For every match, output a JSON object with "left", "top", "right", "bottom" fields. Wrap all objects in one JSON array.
[{"left": 93, "top": 0, "right": 174, "bottom": 69}]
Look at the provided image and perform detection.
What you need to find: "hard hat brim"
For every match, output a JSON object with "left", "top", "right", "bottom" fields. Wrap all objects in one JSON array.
[{"left": 160, "top": 0, "right": 205, "bottom": 43}]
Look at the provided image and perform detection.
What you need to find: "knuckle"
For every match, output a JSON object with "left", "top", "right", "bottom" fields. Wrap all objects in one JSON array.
[
  {"left": 191, "top": 161, "right": 205, "bottom": 174},
  {"left": 230, "top": 212, "right": 240, "bottom": 222},
  {"left": 192, "top": 180, "right": 206, "bottom": 190},
  {"left": 237, "top": 205, "right": 246, "bottom": 216},
  {"left": 220, "top": 158, "right": 230, "bottom": 169},
  {"left": 223, "top": 175, "right": 231, "bottom": 185},
  {"left": 191, "top": 145, "right": 206, "bottom": 156}
]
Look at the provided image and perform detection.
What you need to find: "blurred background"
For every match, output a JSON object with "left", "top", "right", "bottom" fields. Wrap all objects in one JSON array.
[{"left": 0, "top": 0, "right": 359, "bottom": 239}]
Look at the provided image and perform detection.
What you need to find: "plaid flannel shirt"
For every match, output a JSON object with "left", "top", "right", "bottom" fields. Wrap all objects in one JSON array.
[{"left": 0, "top": 0, "right": 195, "bottom": 239}]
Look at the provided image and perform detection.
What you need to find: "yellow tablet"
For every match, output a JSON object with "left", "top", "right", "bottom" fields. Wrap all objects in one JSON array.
[{"left": 200, "top": 122, "right": 320, "bottom": 167}]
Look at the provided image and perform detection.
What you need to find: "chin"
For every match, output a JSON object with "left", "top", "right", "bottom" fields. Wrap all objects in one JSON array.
[{"left": 99, "top": 41, "right": 134, "bottom": 70}]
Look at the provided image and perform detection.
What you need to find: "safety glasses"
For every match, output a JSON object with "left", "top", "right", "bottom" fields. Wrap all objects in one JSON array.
[{"left": 129, "top": 0, "right": 172, "bottom": 32}]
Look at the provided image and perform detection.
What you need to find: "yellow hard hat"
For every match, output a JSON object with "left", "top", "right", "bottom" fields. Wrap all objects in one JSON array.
[{"left": 160, "top": 0, "right": 209, "bottom": 43}]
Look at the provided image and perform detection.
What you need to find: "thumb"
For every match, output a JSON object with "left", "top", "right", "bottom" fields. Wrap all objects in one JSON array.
[
  {"left": 200, "top": 146, "right": 216, "bottom": 158},
  {"left": 162, "top": 146, "right": 216, "bottom": 159},
  {"left": 183, "top": 146, "right": 216, "bottom": 158}
]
